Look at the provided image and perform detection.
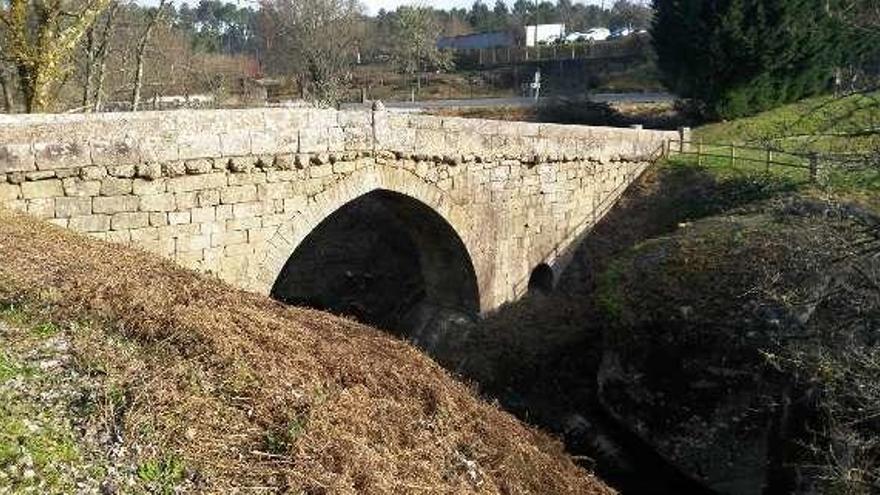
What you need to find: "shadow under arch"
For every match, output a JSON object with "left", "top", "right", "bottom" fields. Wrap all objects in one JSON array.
[
  {"left": 270, "top": 189, "right": 480, "bottom": 342},
  {"left": 527, "top": 263, "right": 555, "bottom": 293}
]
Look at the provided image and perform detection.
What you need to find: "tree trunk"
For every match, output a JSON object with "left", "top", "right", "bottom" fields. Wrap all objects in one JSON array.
[
  {"left": 0, "top": 68, "right": 14, "bottom": 113},
  {"left": 21, "top": 68, "right": 55, "bottom": 113},
  {"left": 93, "top": 3, "right": 119, "bottom": 112},
  {"left": 83, "top": 29, "right": 97, "bottom": 110},
  {"left": 131, "top": 0, "right": 167, "bottom": 112}
]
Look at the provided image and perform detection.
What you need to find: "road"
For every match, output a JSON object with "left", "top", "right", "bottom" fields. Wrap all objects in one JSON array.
[{"left": 341, "top": 93, "right": 674, "bottom": 111}]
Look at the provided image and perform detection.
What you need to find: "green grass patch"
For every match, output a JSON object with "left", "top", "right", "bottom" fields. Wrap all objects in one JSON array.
[
  {"left": 695, "top": 92, "right": 880, "bottom": 155},
  {"left": 666, "top": 93, "right": 880, "bottom": 211},
  {"left": 137, "top": 455, "right": 186, "bottom": 494}
]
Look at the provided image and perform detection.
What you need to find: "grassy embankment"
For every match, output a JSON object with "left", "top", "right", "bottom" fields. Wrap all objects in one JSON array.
[
  {"left": 0, "top": 209, "right": 613, "bottom": 494},
  {"left": 671, "top": 92, "right": 880, "bottom": 210}
]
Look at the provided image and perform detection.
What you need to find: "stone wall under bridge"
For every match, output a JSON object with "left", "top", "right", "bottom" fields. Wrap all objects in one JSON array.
[{"left": 0, "top": 106, "right": 676, "bottom": 336}]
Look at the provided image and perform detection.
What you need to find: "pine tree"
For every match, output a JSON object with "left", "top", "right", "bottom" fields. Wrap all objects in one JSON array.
[{"left": 652, "top": 0, "right": 850, "bottom": 119}]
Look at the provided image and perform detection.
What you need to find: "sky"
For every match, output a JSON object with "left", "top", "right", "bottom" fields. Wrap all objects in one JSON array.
[
  {"left": 142, "top": 0, "right": 614, "bottom": 16},
  {"left": 360, "top": 0, "right": 606, "bottom": 15}
]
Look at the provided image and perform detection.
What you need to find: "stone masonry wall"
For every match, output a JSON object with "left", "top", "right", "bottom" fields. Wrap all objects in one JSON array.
[{"left": 0, "top": 107, "right": 676, "bottom": 312}]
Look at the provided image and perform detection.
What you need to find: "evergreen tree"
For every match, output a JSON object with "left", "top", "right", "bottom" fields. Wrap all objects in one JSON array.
[{"left": 652, "top": 0, "right": 850, "bottom": 118}]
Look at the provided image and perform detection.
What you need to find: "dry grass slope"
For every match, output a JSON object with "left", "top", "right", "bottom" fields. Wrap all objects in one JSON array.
[{"left": 0, "top": 208, "right": 612, "bottom": 494}]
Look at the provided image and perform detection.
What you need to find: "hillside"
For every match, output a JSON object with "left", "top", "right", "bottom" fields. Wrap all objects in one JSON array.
[
  {"left": 666, "top": 93, "right": 880, "bottom": 211},
  {"left": 0, "top": 208, "right": 612, "bottom": 494}
]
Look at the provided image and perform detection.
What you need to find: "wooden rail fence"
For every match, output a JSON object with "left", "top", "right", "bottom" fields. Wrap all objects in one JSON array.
[{"left": 664, "top": 139, "right": 829, "bottom": 183}]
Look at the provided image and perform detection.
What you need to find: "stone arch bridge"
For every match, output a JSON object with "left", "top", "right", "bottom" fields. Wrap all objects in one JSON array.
[{"left": 0, "top": 106, "right": 675, "bottom": 335}]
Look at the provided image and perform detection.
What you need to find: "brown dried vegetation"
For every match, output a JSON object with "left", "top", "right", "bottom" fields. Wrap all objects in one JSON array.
[{"left": 0, "top": 208, "right": 612, "bottom": 494}]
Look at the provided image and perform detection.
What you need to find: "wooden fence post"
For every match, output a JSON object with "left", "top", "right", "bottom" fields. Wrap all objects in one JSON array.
[
  {"left": 730, "top": 144, "right": 736, "bottom": 168},
  {"left": 766, "top": 148, "right": 772, "bottom": 172},
  {"left": 809, "top": 153, "right": 820, "bottom": 184},
  {"left": 678, "top": 127, "right": 690, "bottom": 152},
  {"left": 697, "top": 139, "right": 704, "bottom": 166}
]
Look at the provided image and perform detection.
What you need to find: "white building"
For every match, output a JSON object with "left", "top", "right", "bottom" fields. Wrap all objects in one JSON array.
[{"left": 525, "top": 24, "right": 565, "bottom": 47}]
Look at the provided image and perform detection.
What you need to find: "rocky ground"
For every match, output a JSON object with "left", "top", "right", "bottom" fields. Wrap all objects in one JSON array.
[
  {"left": 0, "top": 312, "right": 109, "bottom": 494},
  {"left": 0, "top": 307, "right": 196, "bottom": 495}
]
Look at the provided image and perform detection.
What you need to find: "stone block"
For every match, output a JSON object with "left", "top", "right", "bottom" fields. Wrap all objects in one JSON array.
[
  {"left": 332, "top": 160, "right": 356, "bottom": 174},
  {"left": 91, "top": 139, "right": 141, "bottom": 167},
  {"left": 0, "top": 183, "right": 20, "bottom": 202},
  {"left": 101, "top": 177, "right": 133, "bottom": 196},
  {"left": 0, "top": 144, "right": 36, "bottom": 173},
  {"left": 199, "top": 221, "right": 224, "bottom": 235},
  {"left": 149, "top": 213, "right": 168, "bottom": 227},
  {"left": 21, "top": 179, "right": 64, "bottom": 199},
  {"left": 168, "top": 211, "right": 192, "bottom": 225},
  {"left": 257, "top": 182, "right": 291, "bottom": 200},
  {"left": 175, "top": 192, "right": 196, "bottom": 211},
  {"left": 327, "top": 127, "right": 345, "bottom": 151},
  {"left": 224, "top": 243, "right": 254, "bottom": 258},
  {"left": 216, "top": 204, "right": 233, "bottom": 221},
  {"left": 107, "top": 164, "right": 136, "bottom": 178},
  {"left": 298, "top": 130, "right": 327, "bottom": 153},
  {"left": 62, "top": 179, "right": 101, "bottom": 197},
  {"left": 130, "top": 227, "right": 160, "bottom": 242},
  {"left": 136, "top": 163, "right": 163, "bottom": 180},
  {"left": 25, "top": 171, "right": 55, "bottom": 181},
  {"left": 139, "top": 193, "right": 176, "bottom": 212},
  {"left": 337, "top": 110, "right": 371, "bottom": 128},
  {"left": 55, "top": 197, "right": 93, "bottom": 218},
  {"left": 197, "top": 190, "right": 221, "bottom": 207},
  {"left": 191, "top": 206, "right": 216, "bottom": 223},
  {"left": 267, "top": 170, "right": 297, "bottom": 183},
  {"left": 94, "top": 196, "right": 139, "bottom": 214},
  {"left": 221, "top": 185, "right": 257, "bottom": 204},
  {"left": 80, "top": 166, "right": 107, "bottom": 181},
  {"left": 309, "top": 164, "right": 332, "bottom": 178},
  {"left": 167, "top": 173, "right": 227, "bottom": 193},
  {"left": 284, "top": 195, "right": 307, "bottom": 212},
  {"left": 132, "top": 178, "right": 166, "bottom": 195},
  {"left": 34, "top": 142, "right": 90, "bottom": 170},
  {"left": 178, "top": 134, "right": 222, "bottom": 160},
  {"left": 26, "top": 198, "right": 55, "bottom": 219},
  {"left": 232, "top": 201, "right": 264, "bottom": 219},
  {"left": 220, "top": 131, "right": 252, "bottom": 156},
  {"left": 111, "top": 212, "right": 150, "bottom": 230},
  {"left": 250, "top": 131, "right": 277, "bottom": 155},
  {"left": 211, "top": 230, "right": 247, "bottom": 247},
  {"left": 185, "top": 160, "right": 213, "bottom": 175},
  {"left": 247, "top": 227, "right": 276, "bottom": 245},
  {"left": 69, "top": 214, "right": 110, "bottom": 232},
  {"left": 226, "top": 217, "right": 260, "bottom": 231},
  {"left": 176, "top": 233, "right": 211, "bottom": 252},
  {"left": 228, "top": 171, "right": 266, "bottom": 186}
]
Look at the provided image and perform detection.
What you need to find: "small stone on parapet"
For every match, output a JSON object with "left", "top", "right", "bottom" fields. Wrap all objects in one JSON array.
[{"left": 372, "top": 100, "right": 385, "bottom": 112}]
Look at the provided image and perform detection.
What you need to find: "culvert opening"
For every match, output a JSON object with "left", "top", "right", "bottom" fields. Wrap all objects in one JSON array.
[
  {"left": 528, "top": 263, "right": 555, "bottom": 293},
  {"left": 270, "top": 190, "right": 480, "bottom": 344}
]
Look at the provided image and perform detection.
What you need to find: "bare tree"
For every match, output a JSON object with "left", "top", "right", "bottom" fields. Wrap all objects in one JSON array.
[
  {"left": 388, "top": 6, "right": 450, "bottom": 95},
  {"left": 0, "top": 0, "right": 113, "bottom": 112},
  {"left": 82, "top": 0, "right": 118, "bottom": 111},
  {"left": 260, "top": 0, "right": 363, "bottom": 104},
  {"left": 82, "top": 1, "right": 119, "bottom": 112},
  {"left": 131, "top": 0, "right": 168, "bottom": 111}
]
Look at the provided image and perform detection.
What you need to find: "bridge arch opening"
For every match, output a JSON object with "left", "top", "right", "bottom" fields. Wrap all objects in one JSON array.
[
  {"left": 270, "top": 189, "right": 480, "bottom": 343},
  {"left": 528, "top": 263, "right": 555, "bottom": 293}
]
